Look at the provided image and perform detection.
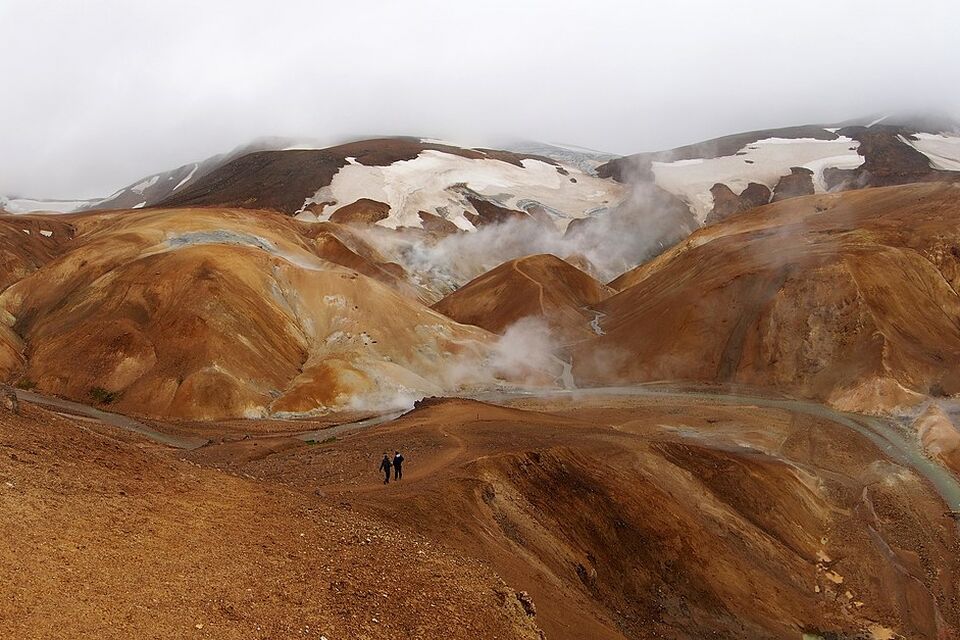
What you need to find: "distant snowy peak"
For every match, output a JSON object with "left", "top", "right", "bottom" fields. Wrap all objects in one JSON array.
[
  {"left": 0, "top": 195, "right": 99, "bottom": 214},
  {"left": 157, "top": 137, "right": 627, "bottom": 231},
  {"left": 504, "top": 140, "right": 619, "bottom": 174},
  {"left": 296, "top": 149, "right": 624, "bottom": 231},
  {"left": 7, "top": 118, "right": 959, "bottom": 226},
  {"left": 599, "top": 120, "right": 960, "bottom": 224},
  {"left": 1, "top": 159, "right": 214, "bottom": 215},
  {"left": 75, "top": 136, "right": 333, "bottom": 213},
  {"left": 86, "top": 161, "right": 203, "bottom": 211}
]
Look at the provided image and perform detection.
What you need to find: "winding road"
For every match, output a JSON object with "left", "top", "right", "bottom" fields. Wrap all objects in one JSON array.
[
  {"left": 302, "top": 384, "right": 960, "bottom": 513},
  {"left": 14, "top": 389, "right": 208, "bottom": 450},
  {"left": 475, "top": 385, "right": 960, "bottom": 511},
  {"left": 18, "top": 383, "right": 959, "bottom": 513}
]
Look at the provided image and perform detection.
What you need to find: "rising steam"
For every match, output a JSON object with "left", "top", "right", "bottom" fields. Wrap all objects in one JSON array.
[{"left": 356, "top": 179, "right": 696, "bottom": 296}]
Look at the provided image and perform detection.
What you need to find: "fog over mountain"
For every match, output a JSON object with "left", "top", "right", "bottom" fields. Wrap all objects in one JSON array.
[
  {"left": 7, "top": 3, "right": 960, "bottom": 639},
  {"left": 2, "top": 0, "right": 958, "bottom": 198}
]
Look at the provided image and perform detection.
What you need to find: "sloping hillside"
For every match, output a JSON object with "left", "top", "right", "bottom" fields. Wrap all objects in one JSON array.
[
  {"left": 216, "top": 396, "right": 960, "bottom": 639},
  {"left": 0, "top": 208, "right": 542, "bottom": 419},
  {"left": 599, "top": 118, "right": 960, "bottom": 224},
  {"left": 576, "top": 183, "right": 960, "bottom": 413},
  {"left": 0, "top": 401, "right": 544, "bottom": 639},
  {"left": 158, "top": 138, "right": 623, "bottom": 231},
  {"left": 433, "top": 254, "right": 613, "bottom": 338}
]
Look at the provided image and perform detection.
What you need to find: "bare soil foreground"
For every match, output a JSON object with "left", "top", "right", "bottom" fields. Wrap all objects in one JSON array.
[
  {"left": 5, "top": 390, "right": 959, "bottom": 639},
  {"left": 0, "top": 403, "right": 541, "bottom": 640}
]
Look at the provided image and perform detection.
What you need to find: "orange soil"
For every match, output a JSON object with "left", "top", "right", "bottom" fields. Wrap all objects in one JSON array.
[
  {"left": 433, "top": 254, "right": 613, "bottom": 339},
  {"left": 0, "top": 207, "right": 510, "bottom": 420},
  {"left": 578, "top": 183, "right": 960, "bottom": 413},
  {"left": 193, "top": 395, "right": 960, "bottom": 640},
  {"left": 0, "top": 402, "right": 543, "bottom": 639}
]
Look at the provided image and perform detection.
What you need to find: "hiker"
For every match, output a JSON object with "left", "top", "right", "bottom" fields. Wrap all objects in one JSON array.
[
  {"left": 379, "top": 453, "right": 392, "bottom": 484},
  {"left": 393, "top": 450, "right": 404, "bottom": 480}
]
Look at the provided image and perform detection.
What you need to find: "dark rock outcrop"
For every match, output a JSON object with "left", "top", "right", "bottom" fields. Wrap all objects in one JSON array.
[
  {"left": 705, "top": 182, "right": 771, "bottom": 224},
  {"left": 328, "top": 198, "right": 391, "bottom": 225},
  {"left": 772, "top": 167, "right": 815, "bottom": 202}
]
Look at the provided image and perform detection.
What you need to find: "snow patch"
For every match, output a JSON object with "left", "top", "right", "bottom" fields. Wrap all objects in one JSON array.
[
  {"left": 39, "top": 229, "right": 53, "bottom": 237},
  {"left": 172, "top": 163, "right": 199, "bottom": 192},
  {"left": 131, "top": 175, "right": 160, "bottom": 195},
  {"left": 299, "top": 150, "right": 625, "bottom": 231},
  {"left": 651, "top": 136, "right": 864, "bottom": 222},
  {"left": 898, "top": 132, "right": 960, "bottom": 171},
  {"left": 1, "top": 197, "right": 92, "bottom": 214}
]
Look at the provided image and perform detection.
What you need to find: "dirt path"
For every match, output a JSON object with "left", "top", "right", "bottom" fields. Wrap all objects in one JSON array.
[
  {"left": 273, "top": 383, "right": 960, "bottom": 511},
  {"left": 477, "top": 385, "right": 960, "bottom": 511},
  {"left": 513, "top": 261, "right": 545, "bottom": 313},
  {"left": 320, "top": 419, "right": 469, "bottom": 494},
  {"left": 269, "top": 390, "right": 960, "bottom": 639},
  {"left": 14, "top": 389, "right": 207, "bottom": 450}
]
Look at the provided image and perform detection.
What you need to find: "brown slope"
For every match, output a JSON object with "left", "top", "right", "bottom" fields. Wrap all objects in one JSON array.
[
  {"left": 581, "top": 183, "right": 960, "bottom": 413},
  {"left": 598, "top": 121, "right": 960, "bottom": 228},
  {"left": 0, "top": 215, "right": 76, "bottom": 378},
  {"left": 704, "top": 181, "right": 771, "bottom": 224},
  {"left": 327, "top": 197, "right": 391, "bottom": 225},
  {"left": 216, "top": 396, "right": 960, "bottom": 639},
  {"left": 298, "top": 219, "right": 420, "bottom": 298},
  {"left": 432, "top": 253, "right": 614, "bottom": 338},
  {"left": 0, "top": 208, "right": 510, "bottom": 420},
  {"left": 157, "top": 138, "right": 557, "bottom": 214},
  {"left": 0, "top": 214, "right": 74, "bottom": 290},
  {"left": 0, "top": 401, "right": 544, "bottom": 640},
  {"left": 597, "top": 125, "right": 839, "bottom": 183}
]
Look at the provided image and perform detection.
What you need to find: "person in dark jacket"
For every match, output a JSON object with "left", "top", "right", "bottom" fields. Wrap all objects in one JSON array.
[
  {"left": 393, "top": 451, "right": 404, "bottom": 480},
  {"left": 379, "top": 453, "right": 392, "bottom": 484}
]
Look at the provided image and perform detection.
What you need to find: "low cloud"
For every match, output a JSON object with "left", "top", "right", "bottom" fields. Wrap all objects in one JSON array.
[{"left": 2, "top": 1, "right": 958, "bottom": 198}]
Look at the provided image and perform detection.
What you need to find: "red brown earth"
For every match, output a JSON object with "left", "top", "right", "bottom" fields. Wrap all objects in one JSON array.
[
  {"left": 578, "top": 183, "right": 960, "bottom": 414},
  {"left": 156, "top": 138, "right": 559, "bottom": 215},
  {"left": 705, "top": 182, "right": 772, "bottom": 224},
  {"left": 8, "top": 387, "right": 958, "bottom": 639},
  {"left": 0, "top": 215, "right": 74, "bottom": 290},
  {"left": 0, "top": 401, "right": 543, "bottom": 640},
  {"left": 464, "top": 195, "right": 537, "bottom": 228},
  {"left": 0, "top": 207, "right": 519, "bottom": 420},
  {"left": 417, "top": 210, "right": 460, "bottom": 235},
  {"left": 772, "top": 167, "right": 816, "bottom": 202},
  {"left": 4, "top": 171, "right": 960, "bottom": 640},
  {"left": 432, "top": 254, "right": 613, "bottom": 339},
  {"left": 327, "top": 198, "right": 392, "bottom": 226},
  {"left": 175, "top": 393, "right": 960, "bottom": 640}
]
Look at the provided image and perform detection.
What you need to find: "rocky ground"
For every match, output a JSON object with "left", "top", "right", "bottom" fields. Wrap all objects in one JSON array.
[
  {"left": 0, "top": 402, "right": 543, "bottom": 640},
  {"left": 24, "top": 388, "right": 949, "bottom": 640}
]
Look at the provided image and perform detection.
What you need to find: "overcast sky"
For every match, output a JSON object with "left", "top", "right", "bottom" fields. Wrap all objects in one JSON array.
[{"left": 2, "top": 0, "right": 958, "bottom": 198}]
